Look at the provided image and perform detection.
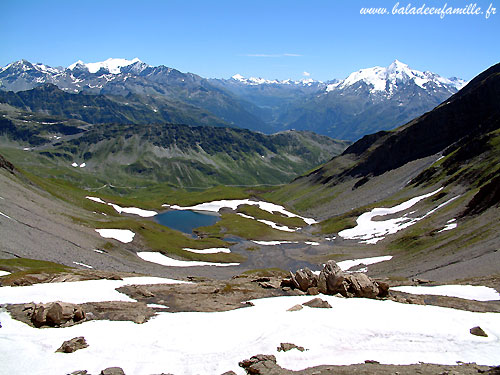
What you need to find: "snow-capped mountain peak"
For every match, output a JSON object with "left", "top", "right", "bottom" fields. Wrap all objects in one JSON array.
[
  {"left": 229, "top": 73, "right": 321, "bottom": 87},
  {"left": 326, "top": 60, "right": 467, "bottom": 96},
  {"left": 231, "top": 73, "right": 245, "bottom": 81},
  {"left": 68, "top": 57, "right": 143, "bottom": 74}
]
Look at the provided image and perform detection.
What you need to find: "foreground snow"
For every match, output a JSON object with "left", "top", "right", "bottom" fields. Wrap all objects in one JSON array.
[
  {"left": 168, "top": 199, "right": 317, "bottom": 225},
  {"left": 392, "top": 285, "right": 500, "bottom": 302},
  {"left": 95, "top": 229, "right": 135, "bottom": 243},
  {"left": 1, "top": 292, "right": 499, "bottom": 375},
  {"left": 339, "top": 188, "right": 460, "bottom": 244},
  {"left": 0, "top": 276, "right": 187, "bottom": 304},
  {"left": 137, "top": 251, "right": 240, "bottom": 267}
]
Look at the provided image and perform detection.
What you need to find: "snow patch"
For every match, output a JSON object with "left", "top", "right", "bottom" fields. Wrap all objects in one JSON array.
[
  {"left": 182, "top": 248, "right": 231, "bottom": 254},
  {"left": 252, "top": 241, "right": 299, "bottom": 245},
  {"left": 147, "top": 304, "right": 169, "bottom": 309},
  {"left": 339, "top": 188, "right": 458, "bottom": 244},
  {"left": 137, "top": 252, "right": 239, "bottom": 267},
  {"left": 0, "top": 211, "right": 13, "bottom": 220},
  {"left": 73, "top": 261, "right": 93, "bottom": 269},
  {"left": 95, "top": 229, "right": 135, "bottom": 243},
  {"left": 0, "top": 270, "right": 11, "bottom": 277},
  {"left": 337, "top": 255, "right": 393, "bottom": 271},
  {"left": 86, "top": 196, "right": 157, "bottom": 217},
  {"left": 170, "top": 199, "right": 316, "bottom": 225}
]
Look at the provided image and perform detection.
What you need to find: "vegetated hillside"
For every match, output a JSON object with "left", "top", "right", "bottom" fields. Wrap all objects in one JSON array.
[
  {"left": 0, "top": 84, "right": 229, "bottom": 128},
  {"left": 1, "top": 112, "right": 349, "bottom": 188},
  {"left": 269, "top": 62, "right": 500, "bottom": 217}
]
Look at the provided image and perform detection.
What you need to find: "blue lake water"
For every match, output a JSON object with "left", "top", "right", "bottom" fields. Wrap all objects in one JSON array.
[{"left": 155, "top": 210, "right": 220, "bottom": 235}]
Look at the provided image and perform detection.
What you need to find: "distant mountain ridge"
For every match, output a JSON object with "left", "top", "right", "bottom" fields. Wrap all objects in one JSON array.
[{"left": 0, "top": 58, "right": 466, "bottom": 141}]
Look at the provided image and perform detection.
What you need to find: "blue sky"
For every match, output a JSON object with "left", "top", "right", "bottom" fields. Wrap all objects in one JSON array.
[{"left": 1, "top": 0, "right": 498, "bottom": 81}]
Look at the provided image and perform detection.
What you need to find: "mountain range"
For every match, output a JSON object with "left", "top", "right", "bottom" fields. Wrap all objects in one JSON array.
[{"left": 0, "top": 58, "right": 466, "bottom": 141}]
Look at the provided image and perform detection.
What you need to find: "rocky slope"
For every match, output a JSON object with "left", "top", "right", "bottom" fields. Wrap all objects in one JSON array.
[{"left": 265, "top": 62, "right": 500, "bottom": 281}]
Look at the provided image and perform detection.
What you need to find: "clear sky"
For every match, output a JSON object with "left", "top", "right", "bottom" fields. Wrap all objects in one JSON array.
[{"left": 1, "top": 0, "right": 498, "bottom": 81}]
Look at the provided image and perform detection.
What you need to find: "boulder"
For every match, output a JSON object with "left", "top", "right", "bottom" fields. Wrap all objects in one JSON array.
[
  {"left": 101, "top": 368, "right": 125, "bottom": 375},
  {"left": 294, "top": 268, "right": 318, "bottom": 292},
  {"left": 470, "top": 326, "right": 488, "bottom": 337},
  {"left": 56, "top": 336, "right": 89, "bottom": 353},
  {"left": 302, "top": 298, "right": 332, "bottom": 309},
  {"left": 32, "top": 302, "right": 85, "bottom": 327},
  {"left": 318, "top": 261, "right": 345, "bottom": 295},
  {"left": 345, "top": 273, "right": 379, "bottom": 299}
]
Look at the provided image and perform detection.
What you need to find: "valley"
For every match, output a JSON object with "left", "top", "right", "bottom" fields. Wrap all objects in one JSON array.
[{"left": 0, "top": 59, "right": 499, "bottom": 375}]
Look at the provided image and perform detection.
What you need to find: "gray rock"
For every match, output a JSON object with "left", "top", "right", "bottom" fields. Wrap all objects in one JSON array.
[
  {"left": 302, "top": 298, "right": 332, "bottom": 309},
  {"left": 220, "top": 372, "right": 237, "bottom": 375},
  {"left": 56, "top": 337, "right": 89, "bottom": 353},
  {"left": 68, "top": 371, "right": 88, "bottom": 375},
  {"left": 101, "top": 367, "right": 125, "bottom": 375}
]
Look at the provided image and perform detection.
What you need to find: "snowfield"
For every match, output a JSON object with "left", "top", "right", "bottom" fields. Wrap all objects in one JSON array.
[{"left": 1, "top": 285, "right": 499, "bottom": 375}]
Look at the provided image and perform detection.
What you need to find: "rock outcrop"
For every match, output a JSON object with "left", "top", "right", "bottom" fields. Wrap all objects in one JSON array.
[
  {"left": 277, "top": 343, "right": 305, "bottom": 352},
  {"left": 285, "top": 260, "right": 389, "bottom": 299},
  {"left": 31, "top": 301, "right": 85, "bottom": 327},
  {"left": 239, "top": 355, "right": 280, "bottom": 374}
]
